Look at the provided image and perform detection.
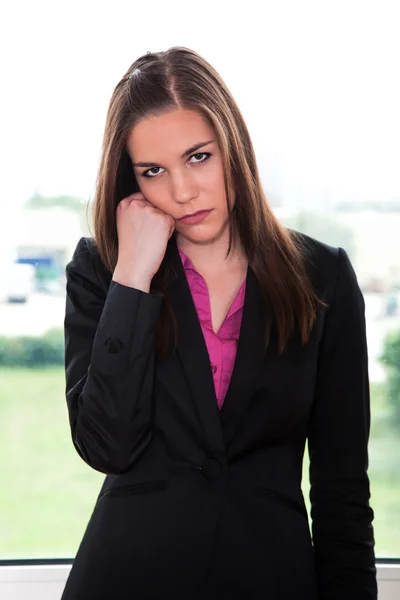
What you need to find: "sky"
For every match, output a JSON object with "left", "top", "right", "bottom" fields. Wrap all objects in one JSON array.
[{"left": 0, "top": 0, "right": 399, "bottom": 224}]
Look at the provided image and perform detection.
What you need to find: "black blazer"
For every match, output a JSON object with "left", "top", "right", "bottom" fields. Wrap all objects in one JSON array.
[{"left": 61, "top": 231, "right": 377, "bottom": 600}]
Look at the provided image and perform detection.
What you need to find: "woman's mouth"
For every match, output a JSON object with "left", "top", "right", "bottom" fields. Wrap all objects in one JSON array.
[{"left": 178, "top": 209, "right": 213, "bottom": 225}]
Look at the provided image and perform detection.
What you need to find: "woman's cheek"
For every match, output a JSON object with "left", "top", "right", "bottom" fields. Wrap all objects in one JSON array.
[{"left": 142, "top": 186, "right": 172, "bottom": 214}]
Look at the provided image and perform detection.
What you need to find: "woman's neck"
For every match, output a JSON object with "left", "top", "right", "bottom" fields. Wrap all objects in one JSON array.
[{"left": 175, "top": 229, "right": 247, "bottom": 276}]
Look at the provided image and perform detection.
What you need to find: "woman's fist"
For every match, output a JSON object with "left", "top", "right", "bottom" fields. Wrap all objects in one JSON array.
[{"left": 113, "top": 192, "right": 175, "bottom": 291}]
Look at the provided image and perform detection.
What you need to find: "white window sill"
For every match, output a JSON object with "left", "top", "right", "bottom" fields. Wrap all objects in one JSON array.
[{"left": 0, "top": 563, "right": 398, "bottom": 599}]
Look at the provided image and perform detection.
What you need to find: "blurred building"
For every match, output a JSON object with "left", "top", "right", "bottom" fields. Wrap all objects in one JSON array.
[
  {"left": 15, "top": 206, "right": 91, "bottom": 275},
  {"left": 274, "top": 206, "right": 400, "bottom": 292},
  {"left": 335, "top": 210, "right": 400, "bottom": 291}
]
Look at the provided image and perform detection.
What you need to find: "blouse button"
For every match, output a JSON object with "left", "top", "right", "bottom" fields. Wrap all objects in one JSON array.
[{"left": 211, "top": 363, "right": 217, "bottom": 374}]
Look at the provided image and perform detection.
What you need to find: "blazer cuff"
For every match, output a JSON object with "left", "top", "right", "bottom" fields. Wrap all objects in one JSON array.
[{"left": 90, "top": 279, "right": 163, "bottom": 375}]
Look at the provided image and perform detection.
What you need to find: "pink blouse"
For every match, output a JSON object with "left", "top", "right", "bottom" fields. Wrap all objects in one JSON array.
[{"left": 178, "top": 248, "right": 246, "bottom": 410}]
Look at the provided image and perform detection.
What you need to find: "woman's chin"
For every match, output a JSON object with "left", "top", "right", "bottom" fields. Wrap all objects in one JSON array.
[{"left": 176, "top": 225, "right": 228, "bottom": 246}]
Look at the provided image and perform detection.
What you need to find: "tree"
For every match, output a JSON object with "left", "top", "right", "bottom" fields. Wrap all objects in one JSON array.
[
  {"left": 380, "top": 329, "right": 400, "bottom": 427},
  {"left": 25, "top": 193, "right": 87, "bottom": 212}
]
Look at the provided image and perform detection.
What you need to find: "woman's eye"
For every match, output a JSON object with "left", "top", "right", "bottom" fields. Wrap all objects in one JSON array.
[
  {"left": 189, "top": 152, "right": 211, "bottom": 163},
  {"left": 142, "top": 167, "right": 163, "bottom": 178},
  {"left": 141, "top": 152, "right": 211, "bottom": 178}
]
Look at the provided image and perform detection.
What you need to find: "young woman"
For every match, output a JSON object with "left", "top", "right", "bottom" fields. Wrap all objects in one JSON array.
[{"left": 62, "top": 47, "right": 377, "bottom": 599}]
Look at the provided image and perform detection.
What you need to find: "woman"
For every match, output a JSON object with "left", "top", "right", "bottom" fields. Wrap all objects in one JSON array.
[{"left": 62, "top": 47, "right": 377, "bottom": 599}]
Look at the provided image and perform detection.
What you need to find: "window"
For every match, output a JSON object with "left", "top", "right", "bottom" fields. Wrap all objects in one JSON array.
[{"left": 1, "top": 2, "right": 399, "bottom": 565}]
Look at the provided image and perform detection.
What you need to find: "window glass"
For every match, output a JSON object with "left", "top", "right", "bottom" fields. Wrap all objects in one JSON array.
[{"left": 1, "top": 2, "right": 398, "bottom": 559}]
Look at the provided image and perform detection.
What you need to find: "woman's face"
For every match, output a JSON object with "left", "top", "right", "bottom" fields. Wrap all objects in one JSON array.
[{"left": 126, "top": 108, "right": 234, "bottom": 244}]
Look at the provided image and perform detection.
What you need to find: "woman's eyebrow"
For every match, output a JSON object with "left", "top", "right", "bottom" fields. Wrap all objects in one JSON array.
[{"left": 132, "top": 139, "right": 215, "bottom": 168}]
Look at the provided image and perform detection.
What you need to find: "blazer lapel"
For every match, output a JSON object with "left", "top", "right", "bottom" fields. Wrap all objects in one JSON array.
[
  {"left": 165, "top": 235, "right": 267, "bottom": 454},
  {"left": 219, "top": 265, "right": 267, "bottom": 450},
  {"left": 166, "top": 236, "right": 225, "bottom": 455}
]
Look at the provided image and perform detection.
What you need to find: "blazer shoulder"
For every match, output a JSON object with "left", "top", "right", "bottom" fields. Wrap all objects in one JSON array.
[
  {"left": 288, "top": 229, "right": 349, "bottom": 299},
  {"left": 66, "top": 236, "right": 111, "bottom": 297}
]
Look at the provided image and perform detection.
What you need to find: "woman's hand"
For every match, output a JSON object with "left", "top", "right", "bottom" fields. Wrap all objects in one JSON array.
[{"left": 112, "top": 192, "right": 175, "bottom": 292}]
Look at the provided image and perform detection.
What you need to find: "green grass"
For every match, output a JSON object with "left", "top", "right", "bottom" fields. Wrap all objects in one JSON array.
[
  {"left": 1, "top": 367, "right": 399, "bottom": 559},
  {"left": 0, "top": 367, "right": 104, "bottom": 558}
]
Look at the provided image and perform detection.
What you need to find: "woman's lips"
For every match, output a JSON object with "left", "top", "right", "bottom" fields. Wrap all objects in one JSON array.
[{"left": 178, "top": 209, "right": 213, "bottom": 224}]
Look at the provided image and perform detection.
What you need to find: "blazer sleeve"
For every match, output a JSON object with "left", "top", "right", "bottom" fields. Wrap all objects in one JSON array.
[
  {"left": 307, "top": 247, "right": 377, "bottom": 599},
  {"left": 64, "top": 236, "right": 163, "bottom": 475}
]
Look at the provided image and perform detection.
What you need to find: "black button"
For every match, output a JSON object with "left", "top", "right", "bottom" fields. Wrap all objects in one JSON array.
[
  {"left": 200, "top": 458, "right": 222, "bottom": 480},
  {"left": 211, "top": 363, "right": 217, "bottom": 374},
  {"left": 105, "top": 337, "right": 122, "bottom": 354}
]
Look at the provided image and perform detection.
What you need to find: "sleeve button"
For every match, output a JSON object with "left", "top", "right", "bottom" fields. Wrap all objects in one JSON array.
[{"left": 105, "top": 337, "right": 122, "bottom": 354}]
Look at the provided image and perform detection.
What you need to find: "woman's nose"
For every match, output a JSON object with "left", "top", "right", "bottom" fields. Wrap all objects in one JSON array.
[{"left": 170, "top": 170, "right": 197, "bottom": 203}]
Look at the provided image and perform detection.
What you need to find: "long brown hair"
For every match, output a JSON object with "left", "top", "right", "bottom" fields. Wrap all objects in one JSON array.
[{"left": 88, "top": 46, "right": 324, "bottom": 358}]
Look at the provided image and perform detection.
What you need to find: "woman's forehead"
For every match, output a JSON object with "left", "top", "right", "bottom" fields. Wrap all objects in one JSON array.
[{"left": 127, "top": 109, "right": 215, "bottom": 161}]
